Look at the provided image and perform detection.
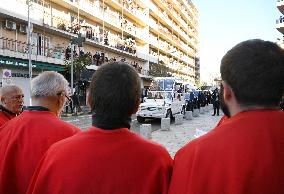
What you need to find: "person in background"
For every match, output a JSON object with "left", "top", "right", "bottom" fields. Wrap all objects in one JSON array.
[
  {"left": 0, "top": 71, "right": 80, "bottom": 194},
  {"left": 169, "top": 39, "right": 284, "bottom": 194},
  {"left": 27, "top": 62, "right": 172, "bottom": 194},
  {"left": 71, "top": 92, "right": 82, "bottom": 114},
  {"left": 211, "top": 88, "right": 220, "bottom": 116},
  {"left": 0, "top": 85, "right": 24, "bottom": 127}
]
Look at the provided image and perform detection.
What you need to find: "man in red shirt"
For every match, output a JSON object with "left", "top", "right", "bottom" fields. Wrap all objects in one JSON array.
[
  {"left": 169, "top": 39, "right": 284, "bottom": 194},
  {"left": 27, "top": 62, "right": 173, "bottom": 194},
  {"left": 0, "top": 71, "right": 80, "bottom": 194},
  {"left": 0, "top": 85, "right": 24, "bottom": 127}
]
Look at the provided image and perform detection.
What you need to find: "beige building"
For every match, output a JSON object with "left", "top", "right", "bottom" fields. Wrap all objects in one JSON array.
[
  {"left": 0, "top": 0, "right": 199, "bottom": 104},
  {"left": 277, "top": 0, "right": 284, "bottom": 49}
]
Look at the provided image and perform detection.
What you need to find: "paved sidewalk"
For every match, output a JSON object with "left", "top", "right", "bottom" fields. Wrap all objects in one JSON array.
[{"left": 151, "top": 111, "right": 223, "bottom": 157}]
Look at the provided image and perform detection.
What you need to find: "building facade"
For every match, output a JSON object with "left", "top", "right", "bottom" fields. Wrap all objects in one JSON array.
[
  {"left": 277, "top": 0, "right": 284, "bottom": 48},
  {"left": 0, "top": 0, "right": 199, "bottom": 105}
]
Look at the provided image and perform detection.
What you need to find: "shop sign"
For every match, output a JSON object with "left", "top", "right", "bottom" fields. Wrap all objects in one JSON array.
[
  {"left": 0, "top": 59, "right": 36, "bottom": 68},
  {"left": 0, "top": 56, "right": 65, "bottom": 71},
  {"left": 11, "top": 72, "right": 30, "bottom": 78}
]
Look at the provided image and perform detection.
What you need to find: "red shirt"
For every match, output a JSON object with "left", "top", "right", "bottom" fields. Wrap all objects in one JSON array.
[
  {"left": 0, "top": 110, "right": 16, "bottom": 128},
  {"left": 27, "top": 127, "right": 173, "bottom": 194},
  {"left": 169, "top": 110, "right": 284, "bottom": 194},
  {"left": 0, "top": 111, "right": 80, "bottom": 194},
  {"left": 215, "top": 115, "right": 229, "bottom": 127}
]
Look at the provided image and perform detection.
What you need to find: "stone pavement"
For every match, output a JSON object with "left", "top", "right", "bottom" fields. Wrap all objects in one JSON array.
[
  {"left": 62, "top": 114, "right": 92, "bottom": 130},
  {"left": 151, "top": 111, "right": 223, "bottom": 157}
]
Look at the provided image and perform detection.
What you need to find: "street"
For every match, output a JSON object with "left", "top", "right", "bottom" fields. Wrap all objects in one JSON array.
[{"left": 62, "top": 107, "right": 223, "bottom": 157}]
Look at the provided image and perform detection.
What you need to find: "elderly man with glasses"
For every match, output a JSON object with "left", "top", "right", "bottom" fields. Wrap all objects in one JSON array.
[
  {"left": 0, "top": 71, "right": 80, "bottom": 194},
  {"left": 0, "top": 85, "right": 24, "bottom": 126}
]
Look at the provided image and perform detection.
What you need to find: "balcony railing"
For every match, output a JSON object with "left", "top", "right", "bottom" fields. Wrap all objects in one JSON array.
[
  {"left": 276, "top": 16, "right": 284, "bottom": 24},
  {"left": 0, "top": 37, "right": 65, "bottom": 60}
]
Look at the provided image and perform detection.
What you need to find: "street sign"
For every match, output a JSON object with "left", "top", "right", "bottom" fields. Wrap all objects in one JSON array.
[
  {"left": 2, "top": 69, "right": 11, "bottom": 78},
  {"left": 2, "top": 69, "right": 12, "bottom": 86}
]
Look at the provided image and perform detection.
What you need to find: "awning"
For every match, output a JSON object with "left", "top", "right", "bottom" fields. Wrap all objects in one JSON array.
[{"left": 0, "top": 56, "right": 65, "bottom": 71}]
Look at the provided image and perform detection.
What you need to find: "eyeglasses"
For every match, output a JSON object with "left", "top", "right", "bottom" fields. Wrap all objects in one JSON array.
[
  {"left": 57, "top": 92, "right": 72, "bottom": 105},
  {"left": 11, "top": 94, "right": 24, "bottom": 100},
  {"left": 64, "top": 94, "right": 71, "bottom": 102}
]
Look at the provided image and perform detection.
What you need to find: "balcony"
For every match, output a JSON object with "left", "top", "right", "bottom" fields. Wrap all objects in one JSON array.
[
  {"left": 149, "top": 0, "right": 194, "bottom": 39},
  {"left": 149, "top": 23, "right": 195, "bottom": 57},
  {"left": 44, "top": 0, "right": 148, "bottom": 44},
  {"left": 0, "top": 37, "right": 64, "bottom": 65},
  {"left": 105, "top": 0, "right": 148, "bottom": 27},
  {"left": 277, "top": 0, "right": 284, "bottom": 15},
  {"left": 149, "top": 40, "right": 194, "bottom": 68},
  {"left": 148, "top": 8, "right": 195, "bottom": 49},
  {"left": 276, "top": 16, "right": 284, "bottom": 34}
]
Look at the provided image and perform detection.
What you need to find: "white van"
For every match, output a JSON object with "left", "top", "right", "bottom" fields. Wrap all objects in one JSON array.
[{"left": 136, "top": 77, "right": 185, "bottom": 123}]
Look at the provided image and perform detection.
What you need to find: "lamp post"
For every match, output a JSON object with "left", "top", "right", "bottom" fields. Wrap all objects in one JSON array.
[
  {"left": 27, "top": 0, "right": 32, "bottom": 105},
  {"left": 70, "top": 32, "right": 86, "bottom": 94},
  {"left": 70, "top": 44, "right": 74, "bottom": 94}
]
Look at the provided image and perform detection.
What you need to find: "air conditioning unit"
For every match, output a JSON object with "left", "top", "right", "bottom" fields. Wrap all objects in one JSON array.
[
  {"left": 19, "top": 24, "right": 27, "bottom": 34},
  {"left": 4, "top": 20, "right": 16, "bottom": 31}
]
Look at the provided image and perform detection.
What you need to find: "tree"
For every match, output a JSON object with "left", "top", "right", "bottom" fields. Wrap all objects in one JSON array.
[
  {"left": 196, "top": 81, "right": 209, "bottom": 90},
  {"left": 149, "top": 63, "right": 173, "bottom": 77},
  {"left": 63, "top": 52, "right": 92, "bottom": 91}
]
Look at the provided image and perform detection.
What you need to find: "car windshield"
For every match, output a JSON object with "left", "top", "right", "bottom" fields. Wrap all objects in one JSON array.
[
  {"left": 147, "top": 91, "right": 173, "bottom": 100},
  {"left": 147, "top": 91, "right": 163, "bottom": 99},
  {"left": 150, "top": 79, "right": 175, "bottom": 91}
]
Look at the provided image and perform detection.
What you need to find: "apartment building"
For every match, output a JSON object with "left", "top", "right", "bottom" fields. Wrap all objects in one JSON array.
[
  {"left": 277, "top": 0, "right": 284, "bottom": 49},
  {"left": 0, "top": 0, "right": 199, "bottom": 104}
]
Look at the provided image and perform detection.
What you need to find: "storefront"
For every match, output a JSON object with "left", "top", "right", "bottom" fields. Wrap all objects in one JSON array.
[{"left": 0, "top": 56, "right": 65, "bottom": 105}]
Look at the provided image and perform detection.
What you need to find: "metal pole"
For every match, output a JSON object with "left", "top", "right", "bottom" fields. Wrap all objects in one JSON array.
[
  {"left": 27, "top": 0, "right": 33, "bottom": 105},
  {"left": 71, "top": 44, "right": 74, "bottom": 95}
]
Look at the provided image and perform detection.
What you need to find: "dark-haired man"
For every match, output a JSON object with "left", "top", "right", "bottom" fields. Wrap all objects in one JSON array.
[
  {"left": 169, "top": 39, "right": 284, "bottom": 194},
  {"left": 28, "top": 62, "right": 172, "bottom": 194}
]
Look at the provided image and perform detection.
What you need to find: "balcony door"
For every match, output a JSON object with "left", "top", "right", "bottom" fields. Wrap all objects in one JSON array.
[
  {"left": 31, "top": 33, "right": 51, "bottom": 56},
  {"left": 44, "top": 37, "right": 51, "bottom": 57},
  {"left": 38, "top": 34, "right": 44, "bottom": 55},
  {"left": 31, "top": 33, "right": 38, "bottom": 55}
]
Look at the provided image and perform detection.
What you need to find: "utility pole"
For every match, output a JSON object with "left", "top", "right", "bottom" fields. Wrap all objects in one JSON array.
[
  {"left": 70, "top": 44, "right": 74, "bottom": 94},
  {"left": 27, "top": 0, "right": 33, "bottom": 105},
  {"left": 70, "top": 32, "right": 86, "bottom": 94}
]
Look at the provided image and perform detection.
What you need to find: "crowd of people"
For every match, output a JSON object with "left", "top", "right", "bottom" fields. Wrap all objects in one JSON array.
[
  {"left": 0, "top": 39, "right": 283, "bottom": 194},
  {"left": 58, "top": 11, "right": 138, "bottom": 55},
  {"left": 183, "top": 88, "right": 222, "bottom": 116},
  {"left": 65, "top": 48, "right": 143, "bottom": 74}
]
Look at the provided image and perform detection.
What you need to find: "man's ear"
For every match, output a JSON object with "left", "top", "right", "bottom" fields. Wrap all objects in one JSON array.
[
  {"left": 86, "top": 93, "right": 93, "bottom": 110},
  {"left": 0, "top": 96, "right": 6, "bottom": 105},
  {"left": 58, "top": 94, "right": 65, "bottom": 108},
  {"left": 222, "top": 81, "right": 233, "bottom": 102},
  {"left": 131, "top": 99, "right": 140, "bottom": 115}
]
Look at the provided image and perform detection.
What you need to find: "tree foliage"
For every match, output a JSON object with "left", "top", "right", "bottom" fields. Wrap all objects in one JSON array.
[
  {"left": 149, "top": 63, "right": 173, "bottom": 77},
  {"left": 63, "top": 53, "right": 92, "bottom": 83}
]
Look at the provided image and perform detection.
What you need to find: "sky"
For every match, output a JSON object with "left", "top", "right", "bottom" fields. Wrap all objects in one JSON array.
[{"left": 191, "top": 0, "right": 281, "bottom": 84}]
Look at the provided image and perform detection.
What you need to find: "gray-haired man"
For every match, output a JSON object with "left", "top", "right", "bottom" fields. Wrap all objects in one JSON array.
[{"left": 0, "top": 71, "right": 80, "bottom": 194}]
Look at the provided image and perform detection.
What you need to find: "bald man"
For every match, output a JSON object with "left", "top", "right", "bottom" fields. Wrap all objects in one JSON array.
[{"left": 0, "top": 85, "right": 24, "bottom": 127}]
